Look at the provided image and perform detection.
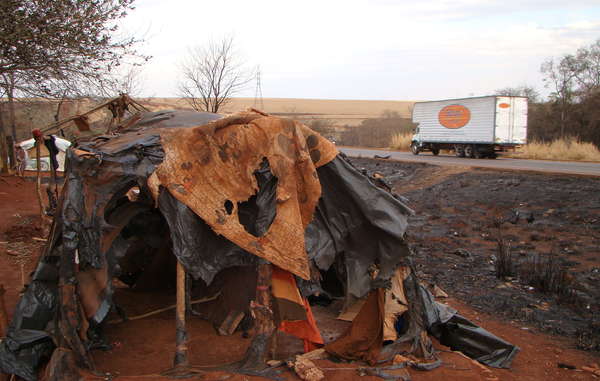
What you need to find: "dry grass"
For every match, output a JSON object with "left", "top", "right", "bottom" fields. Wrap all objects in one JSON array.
[
  {"left": 8, "top": 97, "right": 417, "bottom": 143},
  {"left": 512, "top": 138, "right": 600, "bottom": 162},
  {"left": 146, "top": 97, "right": 416, "bottom": 127},
  {"left": 390, "top": 132, "right": 413, "bottom": 151}
]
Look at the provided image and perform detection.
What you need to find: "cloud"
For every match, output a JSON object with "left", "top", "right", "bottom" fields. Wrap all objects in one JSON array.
[{"left": 121, "top": 0, "right": 600, "bottom": 99}]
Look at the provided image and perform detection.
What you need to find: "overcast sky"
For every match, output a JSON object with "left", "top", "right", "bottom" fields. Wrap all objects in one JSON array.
[{"left": 122, "top": 0, "right": 600, "bottom": 101}]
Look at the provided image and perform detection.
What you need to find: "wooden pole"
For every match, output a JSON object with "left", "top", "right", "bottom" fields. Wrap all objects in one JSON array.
[
  {"left": 162, "top": 261, "right": 204, "bottom": 377},
  {"left": 40, "top": 95, "right": 124, "bottom": 134},
  {"left": 236, "top": 263, "right": 275, "bottom": 370},
  {"left": 253, "top": 263, "right": 275, "bottom": 339},
  {"left": 173, "top": 260, "right": 189, "bottom": 368},
  {"left": 35, "top": 139, "right": 45, "bottom": 221},
  {"left": 48, "top": 148, "right": 59, "bottom": 210}
]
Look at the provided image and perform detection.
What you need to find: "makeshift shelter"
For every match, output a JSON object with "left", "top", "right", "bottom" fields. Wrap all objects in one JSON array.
[{"left": 0, "top": 109, "right": 519, "bottom": 381}]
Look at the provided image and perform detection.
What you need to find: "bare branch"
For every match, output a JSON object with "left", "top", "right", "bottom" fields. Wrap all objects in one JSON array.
[{"left": 177, "top": 37, "right": 255, "bottom": 113}]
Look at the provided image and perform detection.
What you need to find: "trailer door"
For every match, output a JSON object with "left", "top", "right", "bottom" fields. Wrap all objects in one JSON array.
[{"left": 495, "top": 97, "right": 528, "bottom": 144}]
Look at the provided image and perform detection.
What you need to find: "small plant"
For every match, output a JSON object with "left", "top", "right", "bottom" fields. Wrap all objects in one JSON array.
[
  {"left": 519, "top": 253, "right": 572, "bottom": 295},
  {"left": 494, "top": 220, "right": 515, "bottom": 278},
  {"left": 495, "top": 236, "right": 514, "bottom": 278}
]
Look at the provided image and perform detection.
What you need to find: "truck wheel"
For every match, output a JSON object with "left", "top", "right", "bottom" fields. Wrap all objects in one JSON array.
[
  {"left": 431, "top": 147, "right": 440, "bottom": 156},
  {"left": 455, "top": 145, "right": 465, "bottom": 157},
  {"left": 410, "top": 143, "right": 420, "bottom": 155},
  {"left": 464, "top": 145, "right": 475, "bottom": 158}
]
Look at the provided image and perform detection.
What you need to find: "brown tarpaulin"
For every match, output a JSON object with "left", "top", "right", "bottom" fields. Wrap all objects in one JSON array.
[
  {"left": 383, "top": 267, "right": 410, "bottom": 341},
  {"left": 325, "top": 288, "right": 385, "bottom": 365},
  {"left": 150, "top": 111, "right": 338, "bottom": 280},
  {"left": 272, "top": 266, "right": 307, "bottom": 322}
]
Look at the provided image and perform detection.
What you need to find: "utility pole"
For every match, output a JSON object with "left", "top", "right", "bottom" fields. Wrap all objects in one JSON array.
[{"left": 253, "top": 66, "right": 264, "bottom": 111}]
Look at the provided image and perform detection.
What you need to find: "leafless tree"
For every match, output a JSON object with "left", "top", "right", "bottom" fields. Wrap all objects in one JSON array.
[
  {"left": 0, "top": 0, "right": 147, "bottom": 78},
  {"left": 541, "top": 55, "right": 578, "bottom": 138},
  {"left": 178, "top": 37, "right": 255, "bottom": 113},
  {"left": 494, "top": 85, "right": 541, "bottom": 103},
  {"left": 486, "top": 39, "right": 600, "bottom": 146},
  {"left": 0, "top": 0, "right": 149, "bottom": 172},
  {"left": 109, "top": 65, "right": 146, "bottom": 97},
  {"left": 0, "top": 73, "right": 19, "bottom": 138},
  {"left": 0, "top": 83, "right": 9, "bottom": 170},
  {"left": 572, "top": 40, "right": 600, "bottom": 97},
  {"left": 66, "top": 64, "right": 147, "bottom": 100}
]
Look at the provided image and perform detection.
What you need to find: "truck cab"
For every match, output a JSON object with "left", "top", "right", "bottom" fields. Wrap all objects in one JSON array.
[
  {"left": 410, "top": 125, "right": 440, "bottom": 156},
  {"left": 411, "top": 126, "right": 420, "bottom": 143}
]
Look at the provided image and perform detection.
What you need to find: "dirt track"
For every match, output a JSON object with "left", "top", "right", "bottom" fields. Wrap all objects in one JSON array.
[{"left": 1, "top": 169, "right": 599, "bottom": 380}]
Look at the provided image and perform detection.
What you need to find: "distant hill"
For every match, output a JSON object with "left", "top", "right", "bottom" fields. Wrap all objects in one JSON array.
[
  {"left": 143, "top": 97, "right": 415, "bottom": 126},
  {"left": 3, "top": 97, "right": 416, "bottom": 142}
]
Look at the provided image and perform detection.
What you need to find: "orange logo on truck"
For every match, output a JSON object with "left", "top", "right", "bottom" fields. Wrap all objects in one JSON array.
[
  {"left": 438, "top": 105, "right": 471, "bottom": 129},
  {"left": 499, "top": 103, "right": 510, "bottom": 108}
]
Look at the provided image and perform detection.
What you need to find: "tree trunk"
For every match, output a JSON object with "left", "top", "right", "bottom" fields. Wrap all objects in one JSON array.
[
  {"left": 7, "top": 79, "right": 16, "bottom": 140},
  {"left": 0, "top": 104, "right": 8, "bottom": 174},
  {"left": 561, "top": 106, "right": 566, "bottom": 138},
  {"left": 7, "top": 80, "right": 17, "bottom": 167},
  {"left": 55, "top": 96, "right": 66, "bottom": 122}
]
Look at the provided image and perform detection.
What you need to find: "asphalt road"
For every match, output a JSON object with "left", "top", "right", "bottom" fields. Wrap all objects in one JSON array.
[{"left": 339, "top": 147, "right": 600, "bottom": 177}]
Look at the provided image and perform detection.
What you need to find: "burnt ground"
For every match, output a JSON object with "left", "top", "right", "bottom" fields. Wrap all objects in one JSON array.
[{"left": 350, "top": 157, "right": 600, "bottom": 352}]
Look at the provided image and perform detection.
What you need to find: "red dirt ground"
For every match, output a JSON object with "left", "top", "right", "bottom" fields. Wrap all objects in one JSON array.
[
  {"left": 0, "top": 174, "right": 598, "bottom": 380},
  {"left": 0, "top": 176, "right": 45, "bottom": 321}
]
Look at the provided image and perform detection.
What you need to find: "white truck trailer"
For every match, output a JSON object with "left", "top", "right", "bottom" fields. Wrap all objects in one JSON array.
[{"left": 410, "top": 96, "right": 527, "bottom": 158}]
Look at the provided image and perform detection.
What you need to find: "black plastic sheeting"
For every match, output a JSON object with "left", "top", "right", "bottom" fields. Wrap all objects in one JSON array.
[
  {"left": 156, "top": 156, "right": 281, "bottom": 286},
  {"left": 432, "top": 313, "right": 520, "bottom": 368},
  {"left": 237, "top": 158, "right": 278, "bottom": 238},
  {"left": 158, "top": 189, "right": 259, "bottom": 285},
  {"left": 420, "top": 285, "right": 520, "bottom": 368},
  {"left": 0, "top": 262, "right": 59, "bottom": 380},
  {"left": 0, "top": 110, "right": 519, "bottom": 379},
  {"left": 306, "top": 155, "right": 412, "bottom": 298}
]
